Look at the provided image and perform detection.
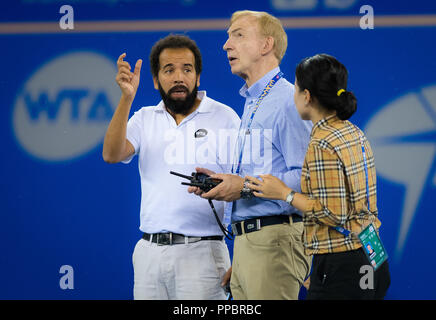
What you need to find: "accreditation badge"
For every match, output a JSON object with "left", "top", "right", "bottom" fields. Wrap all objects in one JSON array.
[{"left": 358, "top": 223, "right": 388, "bottom": 271}]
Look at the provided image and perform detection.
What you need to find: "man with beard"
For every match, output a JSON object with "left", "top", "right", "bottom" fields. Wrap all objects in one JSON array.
[{"left": 102, "top": 34, "right": 240, "bottom": 300}]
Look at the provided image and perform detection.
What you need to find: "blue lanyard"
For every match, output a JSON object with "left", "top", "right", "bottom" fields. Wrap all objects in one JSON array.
[
  {"left": 232, "top": 71, "right": 283, "bottom": 175},
  {"left": 333, "top": 126, "right": 370, "bottom": 237}
]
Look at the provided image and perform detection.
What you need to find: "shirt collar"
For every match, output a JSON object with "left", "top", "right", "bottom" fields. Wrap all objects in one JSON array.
[
  {"left": 310, "top": 114, "right": 340, "bottom": 138},
  {"left": 239, "top": 67, "right": 281, "bottom": 99},
  {"left": 155, "top": 90, "right": 211, "bottom": 113}
]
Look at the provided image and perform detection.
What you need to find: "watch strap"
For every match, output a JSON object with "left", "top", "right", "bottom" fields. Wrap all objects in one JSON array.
[{"left": 286, "top": 190, "right": 296, "bottom": 205}]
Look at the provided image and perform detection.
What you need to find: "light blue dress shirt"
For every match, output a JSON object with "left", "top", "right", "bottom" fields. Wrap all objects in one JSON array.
[{"left": 230, "top": 67, "right": 313, "bottom": 223}]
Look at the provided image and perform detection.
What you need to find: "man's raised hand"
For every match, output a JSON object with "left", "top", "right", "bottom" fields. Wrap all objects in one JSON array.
[{"left": 116, "top": 53, "right": 142, "bottom": 100}]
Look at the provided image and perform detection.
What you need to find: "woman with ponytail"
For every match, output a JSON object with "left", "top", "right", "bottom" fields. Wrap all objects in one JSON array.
[{"left": 245, "top": 54, "right": 390, "bottom": 299}]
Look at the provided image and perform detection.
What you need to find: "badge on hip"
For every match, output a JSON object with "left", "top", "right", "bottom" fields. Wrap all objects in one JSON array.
[{"left": 358, "top": 223, "right": 388, "bottom": 271}]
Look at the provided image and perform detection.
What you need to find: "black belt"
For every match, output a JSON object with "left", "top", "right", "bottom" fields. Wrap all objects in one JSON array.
[
  {"left": 231, "top": 214, "right": 302, "bottom": 237},
  {"left": 142, "top": 232, "right": 223, "bottom": 246}
]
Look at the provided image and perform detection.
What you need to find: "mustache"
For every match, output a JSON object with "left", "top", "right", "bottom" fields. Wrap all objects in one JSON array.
[{"left": 168, "top": 85, "right": 189, "bottom": 95}]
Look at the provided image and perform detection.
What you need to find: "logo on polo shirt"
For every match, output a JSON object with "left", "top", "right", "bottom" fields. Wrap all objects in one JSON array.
[
  {"left": 194, "top": 128, "right": 208, "bottom": 138},
  {"left": 12, "top": 51, "right": 118, "bottom": 162},
  {"left": 365, "top": 84, "right": 436, "bottom": 260}
]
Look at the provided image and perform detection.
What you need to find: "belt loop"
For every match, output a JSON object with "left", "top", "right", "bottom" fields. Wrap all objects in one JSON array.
[
  {"left": 185, "top": 236, "right": 189, "bottom": 245},
  {"left": 256, "top": 218, "right": 261, "bottom": 230},
  {"left": 170, "top": 233, "right": 173, "bottom": 245},
  {"left": 149, "top": 234, "right": 153, "bottom": 242}
]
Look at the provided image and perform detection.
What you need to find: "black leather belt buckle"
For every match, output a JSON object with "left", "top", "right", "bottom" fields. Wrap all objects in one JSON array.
[
  {"left": 231, "top": 222, "right": 242, "bottom": 236},
  {"left": 231, "top": 219, "right": 261, "bottom": 236},
  {"left": 243, "top": 219, "right": 261, "bottom": 234},
  {"left": 157, "top": 233, "right": 172, "bottom": 245}
]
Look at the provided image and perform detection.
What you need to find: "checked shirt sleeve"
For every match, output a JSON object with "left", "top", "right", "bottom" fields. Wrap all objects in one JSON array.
[{"left": 302, "top": 142, "right": 349, "bottom": 227}]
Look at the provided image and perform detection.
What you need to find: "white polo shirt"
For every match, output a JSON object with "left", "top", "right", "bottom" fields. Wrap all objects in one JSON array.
[{"left": 123, "top": 91, "right": 240, "bottom": 236}]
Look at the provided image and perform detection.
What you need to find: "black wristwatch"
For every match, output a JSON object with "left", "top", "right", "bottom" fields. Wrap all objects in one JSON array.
[{"left": 240, "top": 179, "right": 254, "bottom": 199}]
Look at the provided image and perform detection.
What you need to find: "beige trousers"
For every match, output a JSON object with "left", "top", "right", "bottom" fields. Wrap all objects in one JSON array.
[{"left": 230, "top": 219, "right": 312, "bottom": 300}]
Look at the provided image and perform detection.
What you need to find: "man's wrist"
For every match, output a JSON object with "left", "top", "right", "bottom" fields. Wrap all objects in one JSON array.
[{"left": 120, "top": 93, "right": 135, "bottom": 105}]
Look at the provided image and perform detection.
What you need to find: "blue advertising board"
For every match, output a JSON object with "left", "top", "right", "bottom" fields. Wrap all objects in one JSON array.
[{"left": 1, "top": 0, "right": 435, "bottom": 299}]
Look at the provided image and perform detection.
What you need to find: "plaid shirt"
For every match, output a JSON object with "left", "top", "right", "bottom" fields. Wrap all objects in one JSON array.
[{"left": 301, "top": 115, "right": 381, "bottom": 255}]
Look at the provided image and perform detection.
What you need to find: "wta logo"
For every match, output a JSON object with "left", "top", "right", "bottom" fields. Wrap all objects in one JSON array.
[
  {"left": 365, "top": 84, "right": 436, "bottom": 259},
  {"left": 12, "top": 52, "right": 119, "bottom": 161}
]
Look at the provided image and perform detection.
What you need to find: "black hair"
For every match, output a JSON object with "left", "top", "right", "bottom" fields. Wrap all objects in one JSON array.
[
  {"left": 149, "top": 34, "right": 202, "bottom": 79},
  {"left": 295, "top": 53, "right": 357, "bottom": 120}
]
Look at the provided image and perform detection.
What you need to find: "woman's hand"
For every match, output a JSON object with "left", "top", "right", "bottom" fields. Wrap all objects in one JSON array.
[{"left": 245, "top": 174, "right": 291, "bottom": 201}]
